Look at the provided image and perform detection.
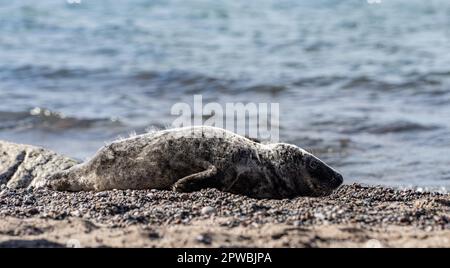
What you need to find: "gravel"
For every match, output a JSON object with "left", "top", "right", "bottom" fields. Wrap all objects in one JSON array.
[{"left": 0, "top": 183, "right": 449, "bottom": 231}]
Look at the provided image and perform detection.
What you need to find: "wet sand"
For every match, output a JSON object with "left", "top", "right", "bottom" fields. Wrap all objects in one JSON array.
[{"left": 0, "top": 184, "right": 449, "bottom": 248}]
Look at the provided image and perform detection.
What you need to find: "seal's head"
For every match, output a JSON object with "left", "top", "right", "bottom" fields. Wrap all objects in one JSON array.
[{"left": 271, "top": 143, "right": 343, "bottom": 197}]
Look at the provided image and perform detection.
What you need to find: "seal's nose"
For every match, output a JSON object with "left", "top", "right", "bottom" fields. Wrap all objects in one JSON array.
[{"left": 332, "top": 173, "right": 343, "bottom": 187}]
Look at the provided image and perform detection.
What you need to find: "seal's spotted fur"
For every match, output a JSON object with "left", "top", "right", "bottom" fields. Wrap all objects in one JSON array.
[{"left": 42, "top": 126, "right": 343, "bottom": 198}]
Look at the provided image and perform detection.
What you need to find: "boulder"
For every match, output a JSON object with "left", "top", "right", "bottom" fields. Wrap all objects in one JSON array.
[{"left": 0, "top": 140, "right": 79, "bottom": 189}]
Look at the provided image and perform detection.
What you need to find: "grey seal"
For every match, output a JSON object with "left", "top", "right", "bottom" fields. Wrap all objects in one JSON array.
[{"left": 42, "top": 126, "right": 343, "bottom": 198}]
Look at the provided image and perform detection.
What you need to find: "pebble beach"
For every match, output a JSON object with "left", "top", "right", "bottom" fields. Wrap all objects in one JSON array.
[
  {"left": 1, "top": 184, "right": 449, "bottom": 247},
  {"left": 1, "top": 0, "right": 450, "bottom": 250}
]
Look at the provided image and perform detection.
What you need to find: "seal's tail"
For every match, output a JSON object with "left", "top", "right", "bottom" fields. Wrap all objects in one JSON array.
[{"left": 46, "top": 168, "right": 88, "bottom": 192}]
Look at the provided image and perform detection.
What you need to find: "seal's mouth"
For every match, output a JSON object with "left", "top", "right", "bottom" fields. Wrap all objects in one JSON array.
[
  {"left": 311, "top": 187, "right": 335, "bottom": 197},
  {"left": 306, "top": 175, "right": 343, "bottom": 197}
]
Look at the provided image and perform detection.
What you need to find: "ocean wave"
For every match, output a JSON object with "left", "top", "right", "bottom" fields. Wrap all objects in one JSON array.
[
  {"left": 292, "top": 76, "right": 346, "bottom": 88},
  {"left": 0, "top": 65, "right": 111, "bottom": 80},
  {"left": 133, "top": 70, "right": 292, "bottom": 95},
  {"left": 289, "top": 74, "right": 449, "bottom": 100},
  {"left": 244, "top": 84, "right": 288, "bottom": 95},
  {"left": 130, "top": 70, "right": 239, "bottom": 95},
  {"left": 343, "top": 121, "right": 439, "bottom": 135},
  {"left": 312, "top": 117, "right": 440, "bottom": 135},
  {"left": 0, "top": 107, "right": 122, "bottom": 132},
  {"left": 341, "top": 75, "right": 442, "bottom": 91}
]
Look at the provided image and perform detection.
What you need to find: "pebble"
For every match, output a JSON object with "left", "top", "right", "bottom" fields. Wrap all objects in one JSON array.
[
  {"left": 71, "top": 210, "right": 82, "bottom": 217},
  {"left": 201, "top": 206, "right": 216, "bottom": 215},
  {"left": 0, "top": 184, "right": 447, "bottom": 231},
  {"left": 27, "top": 208, "right": 39, "bottom": 215},
  {"left": 148, "top": 231, "right": 160, "bottom": 240},
  {"left": 196, "top": 233, "right": 212, "bottom": 245},
  {"left": 95, "top": 192, "right": 108, "bottom": 198}
]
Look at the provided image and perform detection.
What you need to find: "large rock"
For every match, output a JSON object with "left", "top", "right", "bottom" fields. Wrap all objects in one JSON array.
[{"left": 0, "top": 141, "right": 79, "bottom": 189}]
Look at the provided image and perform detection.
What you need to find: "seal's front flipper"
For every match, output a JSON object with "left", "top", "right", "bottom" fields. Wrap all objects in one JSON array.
[{"left": 172, "top": 162, "right": 218, "bottom": 193}]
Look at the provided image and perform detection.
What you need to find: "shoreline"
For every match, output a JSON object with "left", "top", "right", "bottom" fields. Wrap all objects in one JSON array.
[
  {"left": 1, "top": 140, "right": 449, "bottom": 247},
  {"left": 0, "top": 184, "right": 449, "bottom": 248}
]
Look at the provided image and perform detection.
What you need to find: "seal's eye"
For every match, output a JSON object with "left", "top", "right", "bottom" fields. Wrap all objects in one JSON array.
[{"left": 309, "top": 159, "right": 319, "bottom": 170}]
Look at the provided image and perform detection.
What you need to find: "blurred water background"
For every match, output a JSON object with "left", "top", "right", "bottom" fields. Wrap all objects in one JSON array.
[{"left": 0, "top": 0, "right": 449, "bottom": 190}]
